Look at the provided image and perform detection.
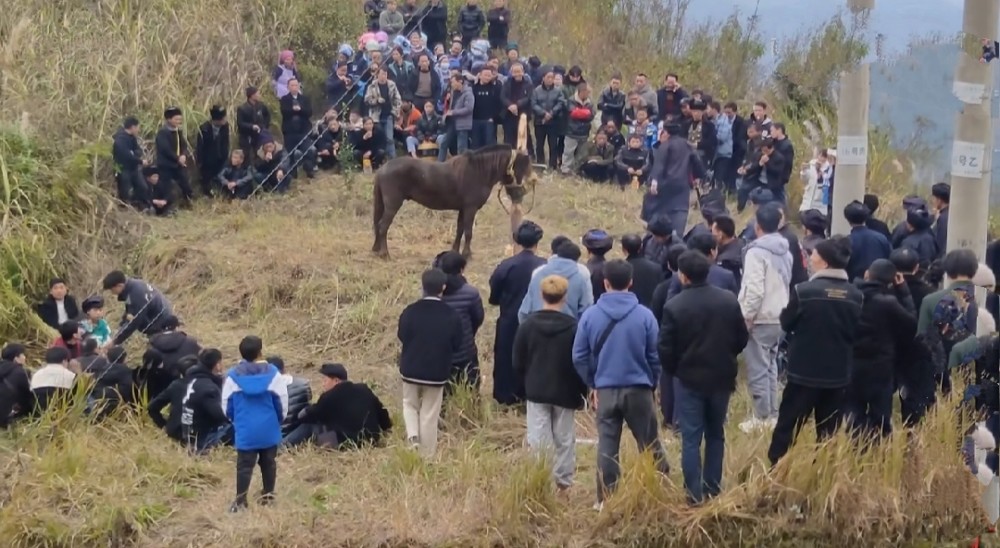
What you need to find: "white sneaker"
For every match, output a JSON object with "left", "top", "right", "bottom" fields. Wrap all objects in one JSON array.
[
  {"left": 739, "top": 417, "right": 771, "bottom": 433},
  {"left": 592, "top": 501, "right": 604, "bottom": 512}
]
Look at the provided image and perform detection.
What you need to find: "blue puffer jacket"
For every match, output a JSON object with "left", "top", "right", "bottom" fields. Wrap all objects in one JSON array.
[
  {"left": 222, "top": 361, "right": 288, "bottom": 450},
  {"left": 441, "top": 275, "right": 485, "bottom": 365}
]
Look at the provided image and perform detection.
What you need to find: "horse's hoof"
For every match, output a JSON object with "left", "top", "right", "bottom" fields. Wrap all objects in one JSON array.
[{"left": 374, "top": 249, "right": 390, "bottom": 259}]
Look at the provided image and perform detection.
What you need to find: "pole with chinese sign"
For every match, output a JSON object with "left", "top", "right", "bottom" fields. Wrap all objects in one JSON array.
[
  {"left": 831, "top": 0, "right": 874, "bottom": 236},
  {"left": 947, "top": 0, "right": 998, "bottom": 269}
]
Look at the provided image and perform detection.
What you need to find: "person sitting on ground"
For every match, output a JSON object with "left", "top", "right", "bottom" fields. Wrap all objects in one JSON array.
[
  {"left": 36, "top": 277, "right": 79, "bottom": 331},
  {"left": 90, "top": 345, "right": 135, "bottom": 414},
  {"left": 602, "top": 120, "right": 625, "bottom": 152},
  {"left": 351, "top": 117, "right": 388, "bottom": 169},
  {"left": 659, "top": 250, "right": 748, "bottom": 504},
  {"left": 77, "top": 336, "right": 107, "bottom": 375},
  {"left": 147, "top": 354, "right": 198, "bottom": 439},
  {"left": 150, "top": 351, "right": 229, "bottom": 453},
  {"left": 254, "top": 132, "right": 294, "bottom": 194},
  {"left": 216, "top": 149, "right": 256, "bottom": 200},
  {"left": 80, "top": 295, "right": 112, "bottom": 348},
  {"left": 620, "top": 233, "right": 663, "bottom": 309},
  {"left": 148, "top": 314, "right": 201, "bottom": 381},
  {"left": 142, "top": 166, "right": 174, "bottom": 216},
  {"left": 711, "top": 214, "right": 744, "bottom": 287},
  {"left": 844, "top": 200, "right": 891, "bottom": 282},
  {"left": 407, "top": 100, "right": 446, "bottom": 158},
  {"left": 582, "top": 229, "right": 614, "bottom": 303},
  {"left": 223, "top": 336, "right": 288, "bottom": 512},
  {"left": 30, "top": 347, "right": 80, "bottom": 415},
  {"left": 435, "top": 251, "right": 486, "bottom": 389},
  {"left": 102, "top": 270, "right": 174, "bottom": 345},
  {"left": 666, "top": 233, "right": 738, "bottom": 299},
  {"left": 315, "top": 117, "right": 345, "bottom": 170},
  {"left": 196, "top": 105, "right": 231, "bottom": 196},
  {"left": 0, "top": 343, "right": 32, "bottom": 429},
  {"left": 897, "top": 206, "right": 939, "bottom": 270},
  {"left": 270, "top": 356, "right": 312, "bottom": 439},
  {"left": 282, "top": 363, "right": 392, "bottom": 449},
  {"left": 50, "top": 320, "right": 83, "bottom": 360},
  {"left": 577, "top": 131, "right": 616, "bottom": 183},
  {"left": 518, "top": 240, "right": 594, "bottom": 322},
  {"left": 863, "top": 193, "right": 892, "bottom": 241},
  {"left": 397, "top": 268, "right": 463, "bottom": 457},
  {"left": 613, "top": 134, "right": 651, "bottom": 189},
  {"left": 513, "top": 275, "right": 587, "bottom": 492}
]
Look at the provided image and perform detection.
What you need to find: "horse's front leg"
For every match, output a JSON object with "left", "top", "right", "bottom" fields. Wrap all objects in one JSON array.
[
  {"left": 452, "top": 210, "right": 465, "bottom": 252},
  {"left": 460, "top": 208, "right": 476, "bottom": 258}
]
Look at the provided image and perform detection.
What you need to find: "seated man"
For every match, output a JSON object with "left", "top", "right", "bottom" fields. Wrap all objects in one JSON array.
[
  {"left": 406, "top": 100, "right": 446, "bottom": 159},
  {"left": 30, "top": 347, "right": 80, "bottom": 415},
  {"left": 90, "top": 345, "right": 136, "bottom": 418},
  {"left": 0, "top": 343, "right": 32, "bottom": 429},
  {"left": 254, "top": 133, "right": 295, "bottom": 194},
  {"left": 614, "top": 133, "right": 651, "bottom": 188},
  {"left": 36, "top": 277, "right": 80, "bottom": 330},
  {"left": 50, "top": 320, "right": 83, "bottom": 360},
  {"left": 216, "top": 149, "right": 256, "bottom": 200},
  {"left": 143, "top": 166, "right": 174, "bottom": 216},
  {"left": 282, "top": 363, "right": 392, "bottom": 449},
  {"left": 394, "top": 95, "right": 422, "bottom": 150},
  {"left": 351, "top": 117, "right": 388, "bottom": 169},
  {"left": 269, "top": 356, "right": 313, "bottom": 438},
  {"left": 314, "top": 118, "right": 344, "bottom": 170},
  {"left": 577, "top": 131, "right": 616, "bottom": 183},
  {"left": 149, "top": 351, "right": 230, "bottom": 454}
]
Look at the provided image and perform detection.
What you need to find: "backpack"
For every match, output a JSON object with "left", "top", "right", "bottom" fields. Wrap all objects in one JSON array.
[{"left": 933, "top": 285, "right": 976, "bottom": 344}]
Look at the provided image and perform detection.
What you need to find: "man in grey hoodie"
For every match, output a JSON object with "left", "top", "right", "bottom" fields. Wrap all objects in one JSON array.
[
  {"left": 737, "top": 205, "right": 792, "bottom": 432},
  {"left": 519, "top": 240, "right": 593, "bottom": 323}
]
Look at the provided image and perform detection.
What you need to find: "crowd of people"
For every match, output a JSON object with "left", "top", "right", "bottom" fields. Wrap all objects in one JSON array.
[{"left": 3, "top": 0, "right": 997, "bottom": 517}]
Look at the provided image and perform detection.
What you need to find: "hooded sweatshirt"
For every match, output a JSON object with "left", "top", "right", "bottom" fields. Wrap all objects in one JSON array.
[
  {"left": 221, "top": 360, "right": 288, "bottom": 450},
  {"left": 739, "top": 232, "right": 792, "bottom": 325},
  {"left": 518, "top": 257, "right": 594, "bottom": 323},
  {"left": 512, "top": 310, "right": 587, "bottom": 409},
  {"left": 572, "top": 291, "right": 661, "bottom": 389}
]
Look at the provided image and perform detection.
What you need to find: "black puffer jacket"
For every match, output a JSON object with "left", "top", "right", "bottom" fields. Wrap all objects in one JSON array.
[
  {"left": 513, "top": 310, "right": 587, "bottom": 409},
  {"left": 0, "top": 360, "right": 32, "bottom": 428},
  {"left": 851, "top": 281, "right": 917, "bottom": 383},
  {"left": 148, "top": 331, "right": 201, "bottom": 377},
  {"left": 441, "top": 275, "right": 485, "bottom": 365},
  {"left": 281, "top": 375, "right": 313, "bottom": 436}
]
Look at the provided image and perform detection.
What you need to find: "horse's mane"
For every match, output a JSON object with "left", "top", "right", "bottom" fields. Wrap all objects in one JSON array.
[{"left": 447, "top": 144, "right": 517, "bottom": 184}]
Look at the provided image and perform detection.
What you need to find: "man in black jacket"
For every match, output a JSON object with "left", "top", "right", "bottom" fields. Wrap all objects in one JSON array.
[
  {"left": 486, "top": 0, "right": 511, "bottom": 50},
  {"left": 776, "top": 207, "right": 810, "bottom": 290},
  {"left": 896, "top": 207, "right": 939, "bottom": 270},
  {"left": 770, "top": 123, "right": 794, "bottom": 204},
  {"left": 397, "top": 268, "right": 463, "bottom": 457},
  {"left": 283, "top": 363, "right": 392, "bottom": 449},
  {"left": 712, "top": 215, "right": 743, "bottom": 287},
  {"left": 147, "top": 315, "right": 201, "bottom": 379},
  {"left": 36, "top": 277, "right": 80, "bottom": 330},
  {"left": 457, "top": 0, "right": 486, "bottom": 47},
  {"left": 620, "top": 234, "right": 662, "bottom": 309},
  {"left": 419, "top": 0, "right": 448, "bottom": 50},
  {"left": 112, "top": 116, "right": 149, "bottom": 209},
  {"left": 195, "top": 105, "right": 230, "bottom": 196},
  {"left": 848, "top": 259, "right": 917, "bottom": 440},
  {"left": 499, "top": 62, "right": 533, "bottom": 149},
  {"left": 513, "top": 274, "right": 587, "bottom": 490},
  {"left": 471, "top": 66, "right": 502, "bottom": 148},
  {"left": 659, "top": 251, "right": 748, "bottom": 504},
  {"left": 270, "top": 356, "right": 312, "bottom": 438},
  {"left": 155, "top": 106, "right": 194, "bottom": 203},
  {"left": 0, "top": 343, "right": 31, "bottom": 429},
  {"left": 437, "top": 252, "right": 485, "bottom": 390},
  {"left": 102, "top": 270, "right": 174, "bottom": 345},
  {"left": 279, "top": 78, "right": 318, "bottom": 178},
  {"left": 149, "top": 349, "right": 230, "bottom": 454},
  {"left": 236, "top": 87, "right": 272, "bottom": 160},
  {"left": 768, "top": 236, "right": 863, "bottom": 466},
  {"left": 863, "top": 194, "right": 893, "bottom": 241}
]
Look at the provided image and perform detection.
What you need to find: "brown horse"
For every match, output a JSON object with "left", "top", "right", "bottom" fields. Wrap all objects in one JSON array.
[{"left": 372, "top": 144, "right": 534, "bottom": 258}]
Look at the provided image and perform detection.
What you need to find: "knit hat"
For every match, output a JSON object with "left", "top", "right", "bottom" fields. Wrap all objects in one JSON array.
[
  {"left": 320, "top": 362, "right": 348, "bottom": 381},
  {"left": 973, "top": 263, "right": 996, "bottom": 289},
  {"left": 338, "top": 43, "right": 354, "bottom": 59},
  {"left": 513, "top": 220, "right": 544, "bottom": 247},
  {"left": 814, "top": 237, "right": 852, "bottom": 270},
  {"left": 749, "top": 187, "right": 774, "bottom": 206},
  {"left": 906, "top": 207, "right": 934, "bottom": 231},
  {"left": 505, "top": 42, "right": 519, "bottom": 52},
  {"left": 163, "top": 106, "right": 182, "bottom": 119},
  {"left": 259, "top": 131, "right": 275, "bottom": 146},
  {"left": 366, "top": 39, "right": 380, "bottom": 53},
  {"left": 647, "top": 215, "right": 674, "bottom": 237},
  {"left": 374, "top": 31, "right": 389, "bottom": 43},
  {"left": 245, "top": 86, "right": 259, "bottom": 99},
  {"left": 688, "top": 98, "right": 707, "bottom": 111},
  {"left": 209, "top": 105, "right": 226, "bottom": 121},
  {"left": 931, "top": 182, "right": 951, "bottom": 201},
  {"left": 863, "top": 193, "right": 880, "bottom": 214},
  {"left": 160, "top": 315, "right": 181, "bottom": 330},
  {"left": 800, "top": 209, "right": 828, "bottom": 234},
  {"left": 582, "top": 229, "right": 614, "bottom": 254}
]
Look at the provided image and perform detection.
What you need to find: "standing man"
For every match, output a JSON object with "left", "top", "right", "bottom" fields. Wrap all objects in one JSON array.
[
  {"left": 112, "top": 116, "right": 148, "bottom": 209},
  {"left": 620, "top": 234, "right": 663, "bottom": 309},
  {"left": 561, "top": 82, "right": 595, "bottom": 175},
  {"left": 438, "top": 75, "right": 475, "bottom": 161},
  {"left": 644, "top": 122, "right": 706, "bottom": 234},
  {"left": 660, "top": 251, "right": 748, "bottom": 504},
  {"left": 279, "top": 78, "right": 318, "bottom": 175},
  {"left": 708, "top": 101, "right": 733, "bottom": 191},
  {"left": 499, "top": 62, "right": 533, "bottom": 148},
  {"left": 768, "top": 237, "right": 863, "bottom": 466},
  {"left": 237, "top": 86, "right": 272, "bottom": 161},
  {"left": 844, "top": 200, "right": 891, "bottom": 282},
  {"left": 930, "top": 182, "right": 950, "bottom": 257},
  {"left": 471, "top": 66, "right": 502, "bottom": 148},
  {"left": 195, "top": 105, "right": 230, "bottom": 196},
  {"left": 155, "top": 106, "right": 193, "bottom": 203},
  {"left": 488, "top": 221, "right": 547, "bottom": 405},
  {"left": 770, "top": 123, "right": 794, "bottom": 204},
  {"left": 419, "top": 0, "right": 449, "bottom": 52},
  {"left": 457, "top": 0, "right": 486, "bottom": 48},
  {"left": 365, "top": 67, "right": 403, "bottom": 159},
  {"left": 572, "top": 260, "right": 670, "bottom": 511},
  {"left": 101, "top": 270, "right": 174, "bottom": 345},
  {"left": 486, "top": 0, "right": 511, "bottom": 51}
]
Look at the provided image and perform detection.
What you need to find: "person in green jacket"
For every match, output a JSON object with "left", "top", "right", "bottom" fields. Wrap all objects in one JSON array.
[{"left": 576, "top": 131, "right": 615, "bottom": 183}]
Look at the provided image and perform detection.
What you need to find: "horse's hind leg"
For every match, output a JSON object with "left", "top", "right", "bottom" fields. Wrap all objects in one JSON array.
[
  {"left": 460, "top": 208, "right": 476, "bottom": 258},
  {"left": 451, "top": 210, "right": 465, "bottom": 253},
  {"left": 374, "top": 197, "right": 403, "bottom": 259}
]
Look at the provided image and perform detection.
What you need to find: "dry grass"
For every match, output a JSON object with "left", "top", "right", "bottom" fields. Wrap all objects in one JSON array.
[{"left": 0, "top": 174, "right": 989, "bottom": 547}]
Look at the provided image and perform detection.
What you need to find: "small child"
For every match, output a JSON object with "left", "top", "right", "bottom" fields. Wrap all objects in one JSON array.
[
  {"left": 80, "top": 295, "right": 112, "bottom": 347},
  {"left": 143, "top": 166, "right": 173, "bottom": 216}
]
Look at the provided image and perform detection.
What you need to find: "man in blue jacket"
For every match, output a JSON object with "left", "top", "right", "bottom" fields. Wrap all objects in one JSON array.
[
  {"left": 221, "top": 336, "right": 288, "bottom": 512},
  {"left": 844, "top": 200, "right": 891, "bottom": 282},
  {"left": 572, "top": 260, "right": 670, "bottom": 510}
]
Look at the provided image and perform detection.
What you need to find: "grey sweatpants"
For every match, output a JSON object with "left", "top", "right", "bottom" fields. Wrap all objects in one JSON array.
[
  {"left": 745, "top": 324, "right": 782, "bottom": 420},
  {"left": 561, "top": 136, "right": 583, "bottom": 173},
  {"left": 525, "top": 401, "right": 577, "bottom": 487},
  {"left": 595, "top": 387, "right": 670, "bottom": 502}
]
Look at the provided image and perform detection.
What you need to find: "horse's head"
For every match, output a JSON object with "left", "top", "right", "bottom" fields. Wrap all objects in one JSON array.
[{"left": 502, "top": 149, "right": 535, "bottom": 188}]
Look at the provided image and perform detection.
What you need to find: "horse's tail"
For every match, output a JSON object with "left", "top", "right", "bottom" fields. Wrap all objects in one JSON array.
[{"left": 372, "top": 173, "right": 385, "bottom": 234}]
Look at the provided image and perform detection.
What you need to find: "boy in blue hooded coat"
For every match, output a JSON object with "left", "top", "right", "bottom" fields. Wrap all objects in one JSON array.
[{"left": 222, "top": 335, "right": 288, "bottom": 512}]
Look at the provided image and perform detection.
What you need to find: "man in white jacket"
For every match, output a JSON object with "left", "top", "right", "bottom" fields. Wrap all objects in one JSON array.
[{"left": 738, "top": 204, "right": 793, "bottom": 432}]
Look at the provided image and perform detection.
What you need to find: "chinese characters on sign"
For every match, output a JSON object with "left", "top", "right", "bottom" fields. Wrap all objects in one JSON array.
[{"left": 836, "top": 135, "right": 868, "bottom": 166}]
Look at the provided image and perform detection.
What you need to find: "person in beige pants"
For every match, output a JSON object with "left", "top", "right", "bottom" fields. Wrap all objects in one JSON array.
[{"left": 397, "top": 268, "right": 464, "bottom": 457}]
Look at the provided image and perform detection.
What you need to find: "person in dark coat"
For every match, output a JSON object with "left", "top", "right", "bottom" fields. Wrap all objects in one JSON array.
[
  {"left": 666, "top": 233, "right": 738, "bottom": 299},
  {"left": 270, "top": 356, "right": 312, "bottom": 438},
  {"left": 236, "top": 87, "right": 272, "bottom": 160},
  {"left": 897, "top": 206, "right": 939, "bottom": 270},
  {"left": 155, "top": 106, "right": 194, "bottom": 202},
  {"left": 195, "top": 105, "right": 231, "bottom": 196},
  {"left": 102, "top": 270, "right": 174, "bottom": 345},
  {"left": 145, "top": 315, "right": 201, "bottom": 400},
  {"left": 642, "top": 214, "right": 682, "bottom": 275},
  {"left": 513, "top": 274, "right": 587, "bottom": 490},
  {"left": 844, "top": 200, "right": 891, "bottom": 282},
  {"left": 488, "top": 221, "right": 547, "bottom": 405},
  {"left": 621, "top": 233, "right": 663, "bottom": 309},
  {"left": 436, "top": 252, "right": 486, "bottom": 390},
  {"left": 457, "top": 0, "right": 486, "bottom": 47},
  {"left": 848, "top": 259, "right": 917, "bottom": 440},
  {"left": 279, "top": 78, "right": 318, "bottom": 177},
  {"left": 650, "top": 244, "right": 689, "bottom": 325},
  {"left": 282, "top": 363, "right": 391, "bottom": 449},
  {"left": 0, "top": 343, "right": 32, "bottom": 429},
  {"left": 112, "top": 116, "right": 149, "bottom": 208},
  {"left": 890, "top": 195, "right": 929, "bottom": 247},
  {"left": 89, "top": 345, "right": 136, "bottom": 418},
  {"left": 768, "top": 236, "right": 864, "bottom": 466},
  {"left": 486, "top": 0, "right": 511, "bottom": 50},
  {"left": 149, "top": 351, "right": 230, "bottom": 453},
  {"left": 931, "top": 182, "right": 950, "bottom": 258},
  {"left": 36, "top": 277, "right": 80, "bottom": 330},
  {"left": 863, "top": 194, "right": 892, "bottom": 241},
  {"left": 499, "top": 62, "right": 533, "bottom": 147},
  {"left": 643, "top": 123, "right": 706, "bottom": 232},
  {"left": 711, "top": 215, "right": 744, "bottom": 287},
  {"left": 776, "top": 207, "right": 810, "bottom": 289},
  {"left": 582, "top": 229, "right": 613, "bottom": 303},
  {"left": 419, "top": 0, "right": 449, "bottom": 50},
  {"left": 891, "top": 248, "right": 934, "bottom": 312},
  {"left": 659, "top": 251, "right": 748, "bottom": 504}
]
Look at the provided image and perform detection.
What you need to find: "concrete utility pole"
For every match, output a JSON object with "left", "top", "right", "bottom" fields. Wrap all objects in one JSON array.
[
  {"left": 831, "top": 0, "right": 874, "bottom": 236},
  {"left": 947, "top": 0, "right": 999, "bottom": 266}
]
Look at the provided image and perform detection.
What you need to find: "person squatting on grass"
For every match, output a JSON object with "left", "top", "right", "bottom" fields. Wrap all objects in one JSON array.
[
  {"left": 572, "top": 259, "right": 669, "bottom": 510},
  {"left": 513, "top": 275, "right": 588, "bottom": 492},
  {"left": 222, "top": 336, "right": 288, "bottom": 513},
  {"left": 396, "top": 268, "right": 463, "bottom": 458}
]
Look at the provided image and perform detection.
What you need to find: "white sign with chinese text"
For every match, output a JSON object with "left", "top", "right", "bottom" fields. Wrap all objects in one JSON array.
[
  {"left": 836, "top": 135, "right": 868, "bottom": 166},
  {"left": 951, "top": 140, "right": 987, "bottom": 179}
]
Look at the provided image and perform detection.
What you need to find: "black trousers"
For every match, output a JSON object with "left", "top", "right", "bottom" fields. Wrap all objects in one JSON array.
[
  {"left": 534, "top": 124, "right": 558, "bottom": 168},
  {"left": 158, "top": 165, "right": 194, "bottom": 201},
  {"left": 235, "top": 446, "right": 277, "bottom": 506},
  {"left": 767, "top": 382, "right": 846, "bottom": 465},
  {"left": 115, "top": 168, "right": 149, "bottom": 207},
  {"left": 846, "top": 376, "right": 893, "bottom": 439}
]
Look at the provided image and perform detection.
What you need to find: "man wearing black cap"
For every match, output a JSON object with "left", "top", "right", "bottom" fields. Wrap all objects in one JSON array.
[
  {"left": 642, "top": 214, "right": 679, "bottom": 275},
  {"left": 930, "top": 182, "right": 950, "bottom": 257},
  {"left": 488, "top": 221, "right": 547, "bottom": 405},
  {"left": 890, "top": 195, "right": 930, "bottom": 247},
  {"left": 144, "top": 166, "right": 173, "bottom": 216},
  {"left": 582, "top": 229, "right": 614, "bottom": 302},
  {"left": 155, "top": 106, "right": 194, "bottom": 203},
  {"left": 686, "top": 98, "right": 716, "bottom": 167},
  {"left": 897, "top": 206, "right": 939, "bottom": 270},
  {"left": 620, "top": 233, "right": 663, "bottom": 308},
  {"left": 844, "top": 200, "right": 891, "bottom": 282},
  {"left": 282, "top": 363, "right": 392, "bottom": 449},
  {"left": 768, "top": 236, "right": 863, "bottom": 465},
  {"left": 862, "top": 194, "right": 892, "bottom": 242},
  {"left": 236, "top": 86, "right": 272, "bottom": 161},
  {"left": 196, "top": 105, "right": 231, "bottom": 196},
  {"left": 112, "top": 116, "right": 149, "bottom": 209}
]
